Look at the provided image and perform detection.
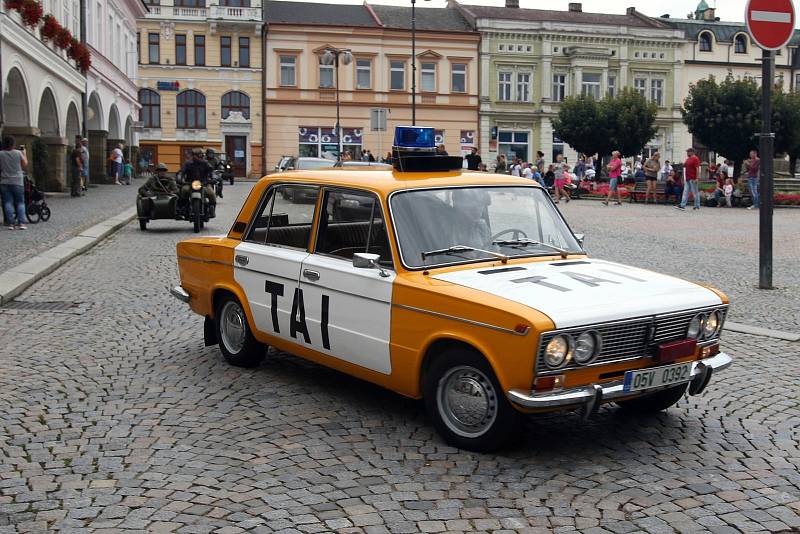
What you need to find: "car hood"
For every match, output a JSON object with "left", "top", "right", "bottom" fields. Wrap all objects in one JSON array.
[{"left": 431, "top": 259, "right": 723, "bottom": 328}]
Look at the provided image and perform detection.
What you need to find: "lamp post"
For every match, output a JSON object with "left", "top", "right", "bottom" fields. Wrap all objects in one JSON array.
[
  {"left": 320, "top": 47, "right": 353, "bottom": 162},
  {"left": 410, "top": 0, "right": 430, "bottom": 126}
]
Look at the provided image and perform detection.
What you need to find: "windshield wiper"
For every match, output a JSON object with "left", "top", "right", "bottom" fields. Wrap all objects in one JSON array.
[
  {"left": 421, "top": 245, "right": 509, "bottom": 264},
  {"left": 492, "top": 238, "right": 570, "bottom": 259}
]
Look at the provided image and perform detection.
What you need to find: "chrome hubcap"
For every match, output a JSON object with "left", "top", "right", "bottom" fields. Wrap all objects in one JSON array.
[
  {"left": 437, "top": 366, "right": 498, "bottom": 438},
  {"left": 220, "top": 301, "right": 246, "bottom": 354}
]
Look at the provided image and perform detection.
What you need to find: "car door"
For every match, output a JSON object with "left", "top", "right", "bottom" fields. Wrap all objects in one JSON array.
[
  {"left": 298, "top": 188, "right": 396, "bottom": 374},
  {"left": 234, "top": 183, "right": 320, "bottom": 345}
]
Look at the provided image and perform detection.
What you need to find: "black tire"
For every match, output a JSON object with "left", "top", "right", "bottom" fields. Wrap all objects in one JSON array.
[
  {"left": 617, "top": 383, "right": 688, "bottom": 414},
  {"left": 215, "top": 295, "right": 265, "bottom": 368},
  {"left": 40, "top": 205, "right": 51, "bottom": 222},
  {"left": 229, "top": 176, "right": 234, "bottom": 185},
  {"left": 26, "top": 205, "right": 40, "bottom": 224},
  {"left": 192, "top": 198, "right": 201, "bottom": 233},
  {"left": 423, "top": 348, "right": 518, "bottom": 452},
  {"left": 139, "top": 219, "right": 147, "bottom": 231}
]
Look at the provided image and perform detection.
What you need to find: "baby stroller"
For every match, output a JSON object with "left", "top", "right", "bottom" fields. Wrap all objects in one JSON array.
[{"left": 24, "top": 175, "right": 51, "bottom": 223}]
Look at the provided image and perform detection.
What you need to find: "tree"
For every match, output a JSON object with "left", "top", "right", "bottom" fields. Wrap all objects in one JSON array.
[
  {"left": 772, "top": 89, "right": 800, "bottom": 177},
  {"left": 553, "top": 89, "right": 657, "bottom": 167},
  {"left": 681, "top": 75, "right": 761, "bottom": 177}
]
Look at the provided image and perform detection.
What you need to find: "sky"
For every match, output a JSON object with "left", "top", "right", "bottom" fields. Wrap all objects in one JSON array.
[{"left": 289, "top": 0, "right": 797, "bottom": 26}]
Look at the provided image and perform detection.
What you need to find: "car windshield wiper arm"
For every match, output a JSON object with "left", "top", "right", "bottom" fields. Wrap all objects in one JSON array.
[
  {"left": 421, "top": 245, "right": 509, "bottom": 264},
  {"left": 492, "top": 239, "right": 570, "bottom": 259}
]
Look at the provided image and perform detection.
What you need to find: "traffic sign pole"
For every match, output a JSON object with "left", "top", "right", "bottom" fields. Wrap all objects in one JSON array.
[{"left": 759, "top": 50, "right": 775, "bottom": 290}]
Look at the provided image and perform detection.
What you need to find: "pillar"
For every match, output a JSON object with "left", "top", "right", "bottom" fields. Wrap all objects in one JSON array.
[
  {"left": 40, "top": 136, "right": 68, "bottom": 192},
  {"left": 88, "top": 129, "right": 108, "bottom": 184}
]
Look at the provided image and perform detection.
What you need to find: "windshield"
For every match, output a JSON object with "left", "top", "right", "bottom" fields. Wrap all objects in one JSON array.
[
  {"left": 390, "top": 186, "right": 582, "bottom": 269},
  {"left": 297, "top": 159, "right": 336, "bottom": 170}
]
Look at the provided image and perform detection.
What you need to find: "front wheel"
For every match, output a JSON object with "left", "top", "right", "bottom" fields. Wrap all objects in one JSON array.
[
  {"left": 192, "top": 198, "right": 201, "bottom": 233},
  {"left": 229, "top": 176, "right": 234, "bottom": 185},
  {"left": 139, "top": 219, "right": 147, "bottom": 231},
  {"left": 423, "top": 349, "right": 518, "bottom": 452},
  {"left": 616, "top": 383, "right": 688, "bottom": 414},
  {"left": 215, "top": 296, "right": 265, "bottom": 367},
  {"left": 40, "top": 205, "right": 51, "bottom": 222},
  {"left": 26, "top": 205, "right": 40, "bottom": 224}
]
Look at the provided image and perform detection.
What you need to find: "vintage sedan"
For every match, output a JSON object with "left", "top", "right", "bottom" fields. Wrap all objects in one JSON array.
[{"left": 171, "top": 168, "right": 731, "bottom": 451}]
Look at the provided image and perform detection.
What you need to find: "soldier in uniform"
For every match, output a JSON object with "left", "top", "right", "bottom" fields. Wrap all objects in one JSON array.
[
  {"left": 179, "top": 148, "right": 216, "bottom": 215},
  {"left": 138, "top": 163, "right": 178, "bottom": 197}
]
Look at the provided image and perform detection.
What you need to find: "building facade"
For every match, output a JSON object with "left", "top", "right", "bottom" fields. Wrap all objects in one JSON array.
[
  {"left": 137, "top": 0, "right": 263, "bottom": 176},
  {"left": 455, "top": 1, "right": 687, "bottom": 167},
  {"left": 263, "top": 1, "right": 479, "bottom": 170},
  {"left": 660, "top": 2, "right": 800, "bottom": 160}
]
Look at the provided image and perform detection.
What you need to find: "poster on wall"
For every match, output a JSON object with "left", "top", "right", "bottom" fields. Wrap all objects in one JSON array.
[{"left": 460, "top": 130, "right": 476, "bottom": 156}]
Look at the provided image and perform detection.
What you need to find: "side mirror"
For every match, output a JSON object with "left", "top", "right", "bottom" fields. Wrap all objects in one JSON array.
[
  {"left": 574, "top": 233, "right": 585, "bottom": 247},
  {"left": 353, "top": 253, "right": 390, "bottom": 277}
]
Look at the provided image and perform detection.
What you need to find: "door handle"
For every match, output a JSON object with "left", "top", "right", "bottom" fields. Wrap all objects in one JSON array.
[{"left": 303, "top": 269, "right": 320, "bottom": 282}]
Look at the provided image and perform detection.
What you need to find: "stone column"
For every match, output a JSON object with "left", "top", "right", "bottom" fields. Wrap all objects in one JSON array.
[
  {"left": 40, "top": 136, "right": 69, "bottom": 192},
  {"left": 88, "top": 129, "right": 108, "bottom": 184},
  {"left": 574, "top": 67, "right": 583, "bottom": 96}
]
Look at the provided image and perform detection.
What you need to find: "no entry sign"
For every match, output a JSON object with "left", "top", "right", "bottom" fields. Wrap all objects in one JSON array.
[{"left": 746, "top": 0, "right": 796, "bottom": 50}]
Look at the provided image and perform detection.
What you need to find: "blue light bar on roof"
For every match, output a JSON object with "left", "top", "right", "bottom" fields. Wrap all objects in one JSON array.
[{"left": 393, "top": 126, "right": 435, "bottom": 149}]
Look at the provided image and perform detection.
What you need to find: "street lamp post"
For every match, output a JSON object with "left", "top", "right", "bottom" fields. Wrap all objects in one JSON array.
[
  {"left": 410, "top": 0, "right": 430, "bottom": 126},
  {"left": 321, "top": 47, "right": 353, "bottom": 161}
]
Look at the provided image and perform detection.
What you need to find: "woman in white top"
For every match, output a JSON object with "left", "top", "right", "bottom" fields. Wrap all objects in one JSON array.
[{"left": 111, "top": 143, "right": 124, "bottom": 185}]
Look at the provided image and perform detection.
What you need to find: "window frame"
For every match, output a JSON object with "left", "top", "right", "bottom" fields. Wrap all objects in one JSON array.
[
  {"left": 516, "top": 71, "right": 531, "bottom": 102},
  {"left": 498, "top": 71, "right": 512, "bottom": 101},
  {"left": 138, "top": 89, "right": 161, "bottom": 129},
  {"left": 194, "top": 34, "right": 205, "bottom": 66},
  {"left": 650, "top": 78, "right": 664, "bottom": 107},
  {"left": 319, "top": 56, "right": 334, "bottom": 89},
  {"left": 552, "top": 73, "right": 566, "bottom": 102},
  {"left": 389, "top": 59, "right": 406, "bottom": 91},
  {"left": 451, "top": 63, "right": 467, "bottom": 93},
  {"left": 176, "top": 90, "right": 206, "bottom": 130},
  {"left": 420, "top": 62, "right": 437, "bottom": 93},
  {"left": 734, "top": 34, "right": 748, "bottom": 54},
  {"left": 355, "top": 58, "right": 372, "bottom": 90},
  {"left": 607, "top": 75, "right": 617, "bottom": 97},
  {"left": 699, "top": 31, "right": 713, "bottom": 52},
  {"left": 238, "top": 37, "right": 250, "bottom": 67},
  {"left": 220, "top": 35, "right": 232, "bottom": 67},
  {"left": 148, "top": 32, "right": 159, "bottom": 64},
  {"left": 245, "top": 183, "right": 320, "bottom": 250},
  {"left": 221, "top": 91, "right": 250, "bottom": 120},
  {"left": 175, "top": 34, "right": 187, "bottom": 65},
  {"left": 581, "top": 72, "right": 601, "bottom": 99},
  {"left": 279, "top": 55, "right": 297, "bottom": 87},
  {"left": 634, "top": 77, "right": 647, "bottom": 98}
]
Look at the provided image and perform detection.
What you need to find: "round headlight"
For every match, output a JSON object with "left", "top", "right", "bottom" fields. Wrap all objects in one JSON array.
[
  {"left": 191, "top": 180, "right": 202, "bottom": 191},
  {"left": 544, "top": 335, "right": 572, "bottom": 368},
  {"left": 704, "top": 311, "right": 720, "bottom": 339},
  {"left": 687, "top": 314, "right": 705, "bottom": 339},
  {"left": 574, "top": 331, "right": 601, "bottom": 365}
]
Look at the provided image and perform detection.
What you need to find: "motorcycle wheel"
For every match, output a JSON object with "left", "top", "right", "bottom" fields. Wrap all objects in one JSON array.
[
  {"left": 229, "top": 176, "right": 234, "bottom": 185},
  {"left": 40, "top": 205, "right": 51, "bottom": 222},
  {"left": 192, "top": 198, "right": 201, "bottom": 233},
  {"left": 139, "top": 219, "right": 147, "bottom": 231},
  {"left": 26, "top": 204, "right": 40, "bottom": 224}
]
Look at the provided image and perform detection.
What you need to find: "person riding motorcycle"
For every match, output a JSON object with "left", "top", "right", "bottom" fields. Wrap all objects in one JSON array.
[
  {"left": 138, "top": 163, "right": 178, "bottom": 197},
  {"left": 179, "top": 148, "right": 216, "bottom": 216}
]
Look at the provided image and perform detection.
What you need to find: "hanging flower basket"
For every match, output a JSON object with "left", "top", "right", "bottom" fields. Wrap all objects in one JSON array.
[
  {"left": 40, "top": 14, "right": 60, "bottom": 40},
  {"left": 77, "top": 50, "right": 92, "bottom": 74},
  {"left": 20, "top": 0, "right": 43, "bottom": 27},
  {"left": 3, "top": 0, "right": 24, "bottom": 11},
  {"left": 55, "top": 26, "right": 72, "bottom": 49}
]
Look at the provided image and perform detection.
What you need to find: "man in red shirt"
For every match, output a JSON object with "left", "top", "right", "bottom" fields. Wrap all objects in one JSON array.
[{"left": 676, "top": 147, "right": 702, "bottom": 211}]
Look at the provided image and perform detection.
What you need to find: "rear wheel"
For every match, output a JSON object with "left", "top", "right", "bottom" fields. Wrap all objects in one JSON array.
[
  {"left": 423, "top": 349, "right": 517, "bottom": 452},
  {"left": 617, "top": 383, "right": 688, "bottom": 414},
  {"left": 215, "top": 295, "right": 265, "bottom": 368},
  {"left": 40, "top": 205, "right": 51, "bottom": 222},
  {"left": 26, "top": 205, "right": 40, "bottom": 224}
]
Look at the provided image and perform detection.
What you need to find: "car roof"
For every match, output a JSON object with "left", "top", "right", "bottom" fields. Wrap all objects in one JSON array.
[{"left": 264, "top": 169, "right": 544, "bottom": 195}]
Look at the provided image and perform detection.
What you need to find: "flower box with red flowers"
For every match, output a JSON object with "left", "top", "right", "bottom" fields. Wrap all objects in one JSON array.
[
  {"left": 41, "top": 14, "right": 60, "bottom": 41},
  {"left": 20, "top": 0, "right": 43, "bottom": 27}
]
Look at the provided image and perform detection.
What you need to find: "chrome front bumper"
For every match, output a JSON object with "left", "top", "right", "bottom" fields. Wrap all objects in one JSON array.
[
  {"left": 170, "top": 285, "right": 191, "bottom": 303},
  {"left": 507, "top": 352, "right": 732, "bottom": 412}
]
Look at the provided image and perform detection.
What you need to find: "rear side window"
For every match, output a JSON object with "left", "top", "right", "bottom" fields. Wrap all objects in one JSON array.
[
  {"left": 315, "top": 189, "right": 393, "bottom": 267},
  {"left": 247, "top": 184, "right": 319, "bottom": 249}
]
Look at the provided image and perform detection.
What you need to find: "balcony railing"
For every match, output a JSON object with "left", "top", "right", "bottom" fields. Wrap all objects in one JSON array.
[{"left": 145, "top": 5, "right": 260, "bottom": 20}]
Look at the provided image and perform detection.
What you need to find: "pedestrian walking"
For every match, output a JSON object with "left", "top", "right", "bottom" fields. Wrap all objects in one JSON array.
[
  {"left": 0, "top": 136, "right": 29, "bottom": 230},
  {"left": 495, "top": 154, "right": 507, "bottom": 174},
  {"left": 676, "top": 147, "right": 701, "bottom": 211},
  {"left": 553, "top": 154, "right": 569, "bottom": 204},
  {"left": 643, "top": 152, "right": 660, "bottom": 204},
  {"left": 76, "top": 136, "right": 90, "bottom": 192},
  {"left": 69, "top": 140, "right": 84, "bottom": 197},
  {"left": 602, "top": 150, "right": 623, "bottom": 206},
  {"left": 109, "top": 143, "right": 124, "bottom": 185},
  {"left": 465, "top": 147, "right": 481, "bottom": 171},
  {"left": 123, "top": 159, "right": 134, "bottom": 185},
  {"left": 746, "top": 149, "right": 760, "bottom": 210}
]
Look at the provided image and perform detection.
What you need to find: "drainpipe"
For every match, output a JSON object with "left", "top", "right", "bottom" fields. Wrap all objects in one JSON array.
[
  {"left": 1, "top": 10, "right": 5, "bottom": 133},
  {"left": 80, "top": 0, "right": 88, "bottom": 137},
  {"left": 261, "top": 22, "right": 267, "bottom": 176}
]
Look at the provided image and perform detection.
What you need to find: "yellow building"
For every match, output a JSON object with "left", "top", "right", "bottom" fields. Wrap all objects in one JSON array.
[
  {"left": 263, "top": 1, "right": 480, "bottom": 169},
  {"left": 136, "top": 0, "right": 262, "bottom": 176}
]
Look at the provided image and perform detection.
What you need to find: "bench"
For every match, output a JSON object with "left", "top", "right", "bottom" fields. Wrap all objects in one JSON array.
[{"left": 629, "top": 181, "right": 667, "bottom": 203}]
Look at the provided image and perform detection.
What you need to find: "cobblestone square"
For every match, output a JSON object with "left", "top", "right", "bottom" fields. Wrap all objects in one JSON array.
[{"left": 0, "top": 186, "right": 798, "bottom": 533}]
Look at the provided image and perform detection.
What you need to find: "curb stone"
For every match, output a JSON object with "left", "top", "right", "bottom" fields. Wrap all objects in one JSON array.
[
  {"left": 724, "top": 321, "right": 800, "bottom": 342},
  {"left": 0, "top": 207, "right": 137, "bottom": 306}
]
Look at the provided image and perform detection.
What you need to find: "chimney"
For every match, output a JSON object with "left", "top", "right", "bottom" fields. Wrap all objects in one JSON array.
[
  {"left": 627, "top": 7, "right": 636, "bottom": 15},
  {"left": 505, "top": 0, "right": 519, "bottom": 7},
  {"left": 568, "top": 3, "right": 582, "bottom": 12}
]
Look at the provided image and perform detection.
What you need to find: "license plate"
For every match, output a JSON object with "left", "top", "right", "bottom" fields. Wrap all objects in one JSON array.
[{"left": 623, "top": 362, "right": 693, "bottom": 392}]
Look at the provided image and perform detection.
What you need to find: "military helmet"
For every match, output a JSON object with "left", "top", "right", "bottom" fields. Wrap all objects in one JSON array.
[
  {"left": 156, "top": 163, "right": 168, "bottom": 171},
  {"left": 192, "top": 147, "right": 204, "bottom": 156}
]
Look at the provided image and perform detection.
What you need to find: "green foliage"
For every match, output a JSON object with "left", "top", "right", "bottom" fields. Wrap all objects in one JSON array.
[
  {"left": 772, "top": 89, "right": 800, "bottom": 161},
  {"left": 553, "top": 88, "right": 657, "bottom": 160},
  {"left": 681, "top": 75, "right": 761, "bottom": 166},
  {"left": 31, "top": 138, "right": 49, "bottom": 187}
]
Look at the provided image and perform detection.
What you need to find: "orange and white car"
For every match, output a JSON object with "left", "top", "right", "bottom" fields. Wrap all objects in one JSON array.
[{"left": 172, "top": 132, "right": 731, "bottom": 452}]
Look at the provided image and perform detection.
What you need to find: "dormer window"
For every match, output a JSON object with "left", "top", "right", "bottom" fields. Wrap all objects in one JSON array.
[
  {"left": 735, "top": 34, "right": 748, "bottom": 54},
  {"left": 699, "top": 31, "right": 713, "bottom": 52}
]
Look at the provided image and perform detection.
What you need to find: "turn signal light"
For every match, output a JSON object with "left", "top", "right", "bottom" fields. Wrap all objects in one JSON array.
[
  {"left": 514, "top": 323, "right": 530, "bottom": 334},
  {"left": 534, "top": 375, "right": 564, "bottom": 392},
  {"left": 701, "top": 343, "right": 720, "bottom": 358}
]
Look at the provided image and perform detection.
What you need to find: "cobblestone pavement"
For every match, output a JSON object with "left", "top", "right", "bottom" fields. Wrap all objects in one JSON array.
[
  {"left": 0, "top": 182, "right": 140, "bottom": 274},
  {"left": 559, "top": 201, "right": 800, "bottom": 332},
  {"left": 0, "top": 183, "right": 798, "bottom": 533}
]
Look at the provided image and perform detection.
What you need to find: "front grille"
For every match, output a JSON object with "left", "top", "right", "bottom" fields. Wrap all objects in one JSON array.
[{"left": 535, "top": 306, "right": 728, "bottom": 374}]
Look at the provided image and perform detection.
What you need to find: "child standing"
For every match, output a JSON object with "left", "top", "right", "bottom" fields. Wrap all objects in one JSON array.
[
  {"left": 123, "top": 159, "right": 134, "bottom": 185},
  {"left": 723, "top": 178, "right": 734, "bottom": 207}
]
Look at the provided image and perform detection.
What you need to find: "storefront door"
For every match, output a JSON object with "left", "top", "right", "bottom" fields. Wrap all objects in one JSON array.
[{"left": 225, "top": 136, "right": 247, "bottom": 176}]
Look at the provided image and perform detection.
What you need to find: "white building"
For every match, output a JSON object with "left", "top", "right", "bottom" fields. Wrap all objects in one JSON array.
[{"left": 1, "top": 0, "right": 145, "bottom": 190}]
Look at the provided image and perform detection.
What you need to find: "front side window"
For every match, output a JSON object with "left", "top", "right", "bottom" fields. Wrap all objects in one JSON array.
[
  {"left": 650, "top": 79, "right": 664, "bottom": 106},
  {"left": 194, "top": 35, "right": 205, "bottom": 65},
  {"left": 517, "top": 71, "right": 531, "bottom": 102},
  {"left": 421, "top": 62, "right": 436, "bottom": 92},
  {"left": 221, "top": 91, "right": 250, "bottom": 119},
  {"left": 451, "top": 63, "right": 466, "bottom": 93},
  {"left": 280, "top": 55, "right": 296, "bottom": 86},
  {"left": 316, "top": 189, "right": 393, "bottom": 266},
  {"left": 553, "top": 73, "right": 566, "bottom": 101},
  {"left": 138, "top": 89, "right": 160, "bottom": 128},
  {"left": 498, "top": 71, "right": 512, "bottom": 101},
  {"left": 390, "top": 60, "right": 405, "bottom": 90},
  {"left": 391, "top": 186, "right": 581, "bottom": 269},
  {"left": 356, "top": 58, "right": 372, "bottom": 89},
  {"left": 220, "top": 36, "right": 231, "bottom": 67},
  {"left": 175, "top": 34, "right": 186, "bottom": 65},
  {"left": 247, "top": 185, "right": 319, "bottom": 248},
  {"left": 239, "top": 37, "right": 250, "bottom": 67},
  {"left": 319, "top": 57, "right": 334, "bottom": 88},
  {"left": 148, "top": 32, "right": 159, "bottom": 64},
  {"left": 176, "top": 90, "right": 206, "bottom": 129},
  {"left": 581, "top": 73, "right": 601, "bottom": 99}
]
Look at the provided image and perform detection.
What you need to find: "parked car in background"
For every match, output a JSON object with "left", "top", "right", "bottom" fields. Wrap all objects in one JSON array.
[{"left": 274, "top": 156, "right": 336, "bottom": 172}]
